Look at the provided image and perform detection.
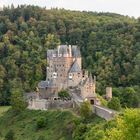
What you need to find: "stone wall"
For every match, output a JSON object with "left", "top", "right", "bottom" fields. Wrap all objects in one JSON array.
[
  {"left": 93, "top": 105, "right": 117, "bottom": 120},
  {"left": 28, "top": 99, "right": 74, "bottom": 110},
  {"left": 48, "top": 100, "right": 74, "bottom": 109},
  {"left": 68, "top": 72, "right": 82, "bottom": 87},
  {"left": 28, "top": 99, "right": 47, "bottom": 110}
]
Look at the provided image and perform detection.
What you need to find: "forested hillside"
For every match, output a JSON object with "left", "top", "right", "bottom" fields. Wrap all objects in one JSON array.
[{"left": 0, "top": 5, "right": 140, "bottom": 105}]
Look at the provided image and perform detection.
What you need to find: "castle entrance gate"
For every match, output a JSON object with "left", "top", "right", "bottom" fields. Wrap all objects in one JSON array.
[{"left": 90, "top": 99, "right": 94, "bottom": 105}]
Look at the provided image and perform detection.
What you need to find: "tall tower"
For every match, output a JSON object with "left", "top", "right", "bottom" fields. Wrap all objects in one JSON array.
[{"left": 106, "top": 87, "right": 112, "bottom": 100}]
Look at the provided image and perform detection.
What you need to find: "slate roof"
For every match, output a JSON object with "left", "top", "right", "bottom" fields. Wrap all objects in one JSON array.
[
  {"left": 59, "top": 45, "right": 68, "bottom": 55},
  {"left": 69, "top": 60, "right": 81, "bottom": 73},
  {"left": 47, "top": 45, "right": 81, "bottom": 58},
  {"left": 72, "top": 45, "right": 81, "bottom": 57},
  {"left": 38, "top": 81, "right": 48, "bottom": 88},
  {"left": 47, "top": 49, "right": 57, "bottom": 58},
  {"left": 38, "top": 79, "right": 56, "bottom": 88},
  {"left": 89, "top": 73, "right": 93, "bottom": 83}
]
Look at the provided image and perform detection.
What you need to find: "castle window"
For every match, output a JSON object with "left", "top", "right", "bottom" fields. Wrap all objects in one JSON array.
[
  {"left": 69, "top": 73, "right": 72, "bottom": 79},
  {"left": 58, "top": 54, "right": 62, "bottom": 57},
  {"left": 53, "top": 72, "right": 57, "bottom": 78},
  {"left": 53, "top": 54, "right": 56, "bottom": 57}
]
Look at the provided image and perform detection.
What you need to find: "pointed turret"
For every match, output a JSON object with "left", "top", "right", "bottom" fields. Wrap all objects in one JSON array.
[{"left": 89, "top": 73, "right": 93, "bottom": 83}]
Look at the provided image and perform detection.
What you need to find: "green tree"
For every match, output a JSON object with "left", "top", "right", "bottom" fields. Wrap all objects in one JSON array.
[
  {"left": 44, "top": 34, "right": 60, "bottom": 49},
  {"left": 105, "top": 109, "right": 140, "bottom": 140},
  {"left": 122, "top": 87, "right": 139, "bottom": 108},
  {"left": 37, "top": 136, "right": 46, "bottom": 140},
  {"left": 4, "top": 130, "right": 14, "bottom": 140},
  {"left": 80, "top": 101, "right": 92, "bottom": 119},
  {"left": 108, "top": 97, "right": 121, "bottom": 111},
  {"left": 10, "top": 88, "right": 27, "bottom": 112},
  {"left": 72, "top": 123, "right": 87, "bottom": 140},
  {"left": 36, "top": 117, "right": 46, "bottom": 129}
]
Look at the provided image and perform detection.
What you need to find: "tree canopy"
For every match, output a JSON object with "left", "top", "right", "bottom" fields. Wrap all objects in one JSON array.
[{"left": 0, "top": 5, "right": 140, "bottom": 106}]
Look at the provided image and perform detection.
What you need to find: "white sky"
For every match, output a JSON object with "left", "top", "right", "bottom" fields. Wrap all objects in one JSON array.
[{"left": 0, "top": 0, "right": 139, "bottom": 18}]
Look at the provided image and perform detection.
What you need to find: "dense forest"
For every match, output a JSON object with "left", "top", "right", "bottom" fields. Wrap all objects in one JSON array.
[{"left": 0, "top": 5, "right": 140, "bottom": 106}]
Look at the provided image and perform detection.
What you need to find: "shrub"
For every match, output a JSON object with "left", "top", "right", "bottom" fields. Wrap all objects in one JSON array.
[
  {"left": 10, "top": 88, "right": 27, "bottom": 113},
  {"left": 72, "top": 123, "right": 87, "bottom": 140},
  {"left": 58, "top": 90, "right": 70, "bottom": 99},
  {"left": 108, "top": 97, "right": 121, "bottom": 111},
  {"left": 37, "top": 136, "right": 46, "bottom": 140},
  {"left": 80, "top": 101, "right": 92, "bottom": 119},
  {"left": 36, "top": 117, "right": 46, "bottom": 129},
  {"left": 4, "top": 130, "right": 14, "bottom": 140}
]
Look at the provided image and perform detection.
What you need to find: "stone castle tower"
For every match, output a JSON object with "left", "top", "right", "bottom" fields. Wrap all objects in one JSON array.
[{"left": 38, "top": 45, "right": 99, "bottom": 104}]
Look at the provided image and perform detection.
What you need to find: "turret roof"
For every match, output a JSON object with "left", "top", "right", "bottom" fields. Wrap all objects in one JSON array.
[
  {"left": 38, "top": 81, "right": 48, "bottom": 88},
  {"left": 38, "top": 79, "right": 56, "bottom": 88},
  {"left": 89, "top": 73, "right": 93, "bottom": 83},
  {"left": 47, "top": 45, "right": 81, "bottom": 58},
  {"left": 72, "top": 45, "right": 81, "bottom": 57}
]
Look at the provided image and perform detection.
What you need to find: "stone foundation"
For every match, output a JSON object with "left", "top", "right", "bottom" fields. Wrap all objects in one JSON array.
[{"left": 28, "top": 98, "right": 74, "bottom": 110}]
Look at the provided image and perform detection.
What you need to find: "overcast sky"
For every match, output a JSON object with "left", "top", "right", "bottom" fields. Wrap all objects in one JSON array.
[{"left": 0, "top": 0, "right": 139, "bottom": 18}]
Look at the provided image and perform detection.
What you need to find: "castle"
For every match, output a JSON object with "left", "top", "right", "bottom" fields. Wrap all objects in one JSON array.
[
  {"left": 28, "top": 45, "right": 116, "bottom": 120},
  {"left": 38, "top": 45, "right": 100, "bottom": 105}
]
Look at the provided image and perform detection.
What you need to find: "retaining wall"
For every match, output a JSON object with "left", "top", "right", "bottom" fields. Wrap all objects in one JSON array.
[{"left": 93, "top": 105, "right": 117, "bottom": 120}]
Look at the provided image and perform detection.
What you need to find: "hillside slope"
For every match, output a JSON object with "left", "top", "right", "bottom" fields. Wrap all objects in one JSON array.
[
  {"left": 0, "top": 5, "right": 140, "bottom": 106},
  {"left": 0, "top": 109, "right": 78, "bottom": 140},
  {"left": 0, "top": 107, "right": 140, "bottom": 140},
  {"left": 0, "top": 108, "right": 105, "bottom": 140}
]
